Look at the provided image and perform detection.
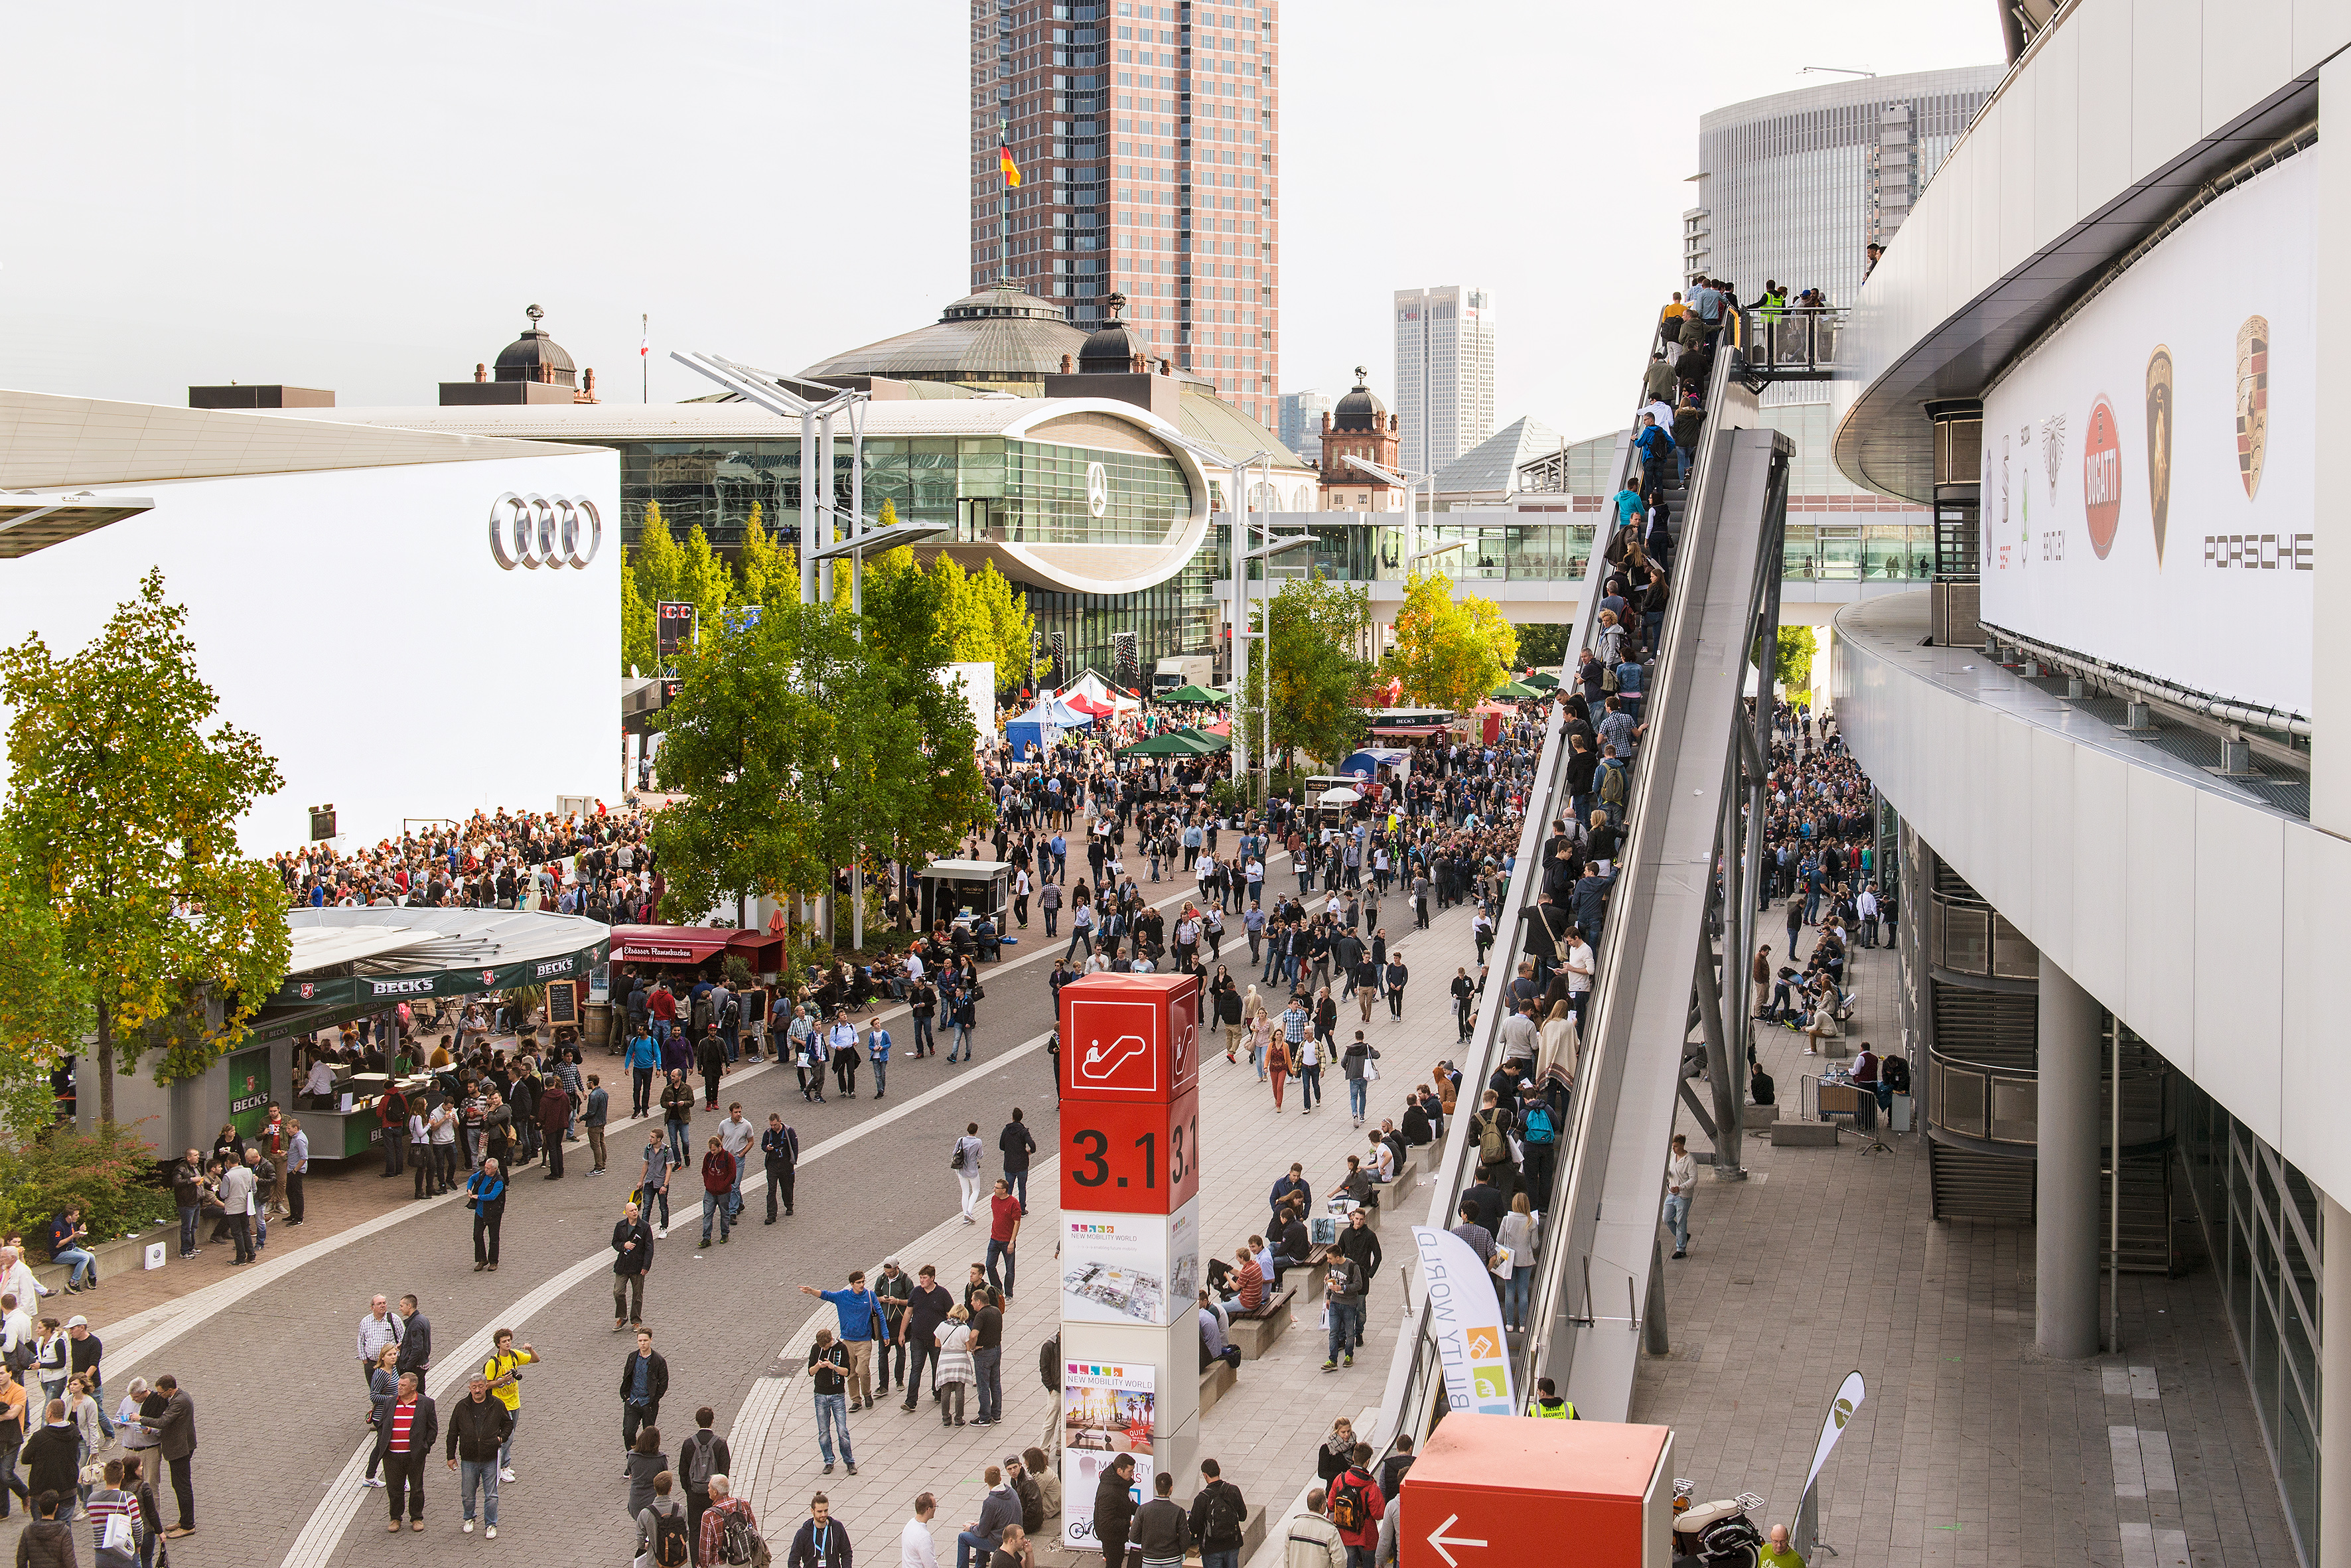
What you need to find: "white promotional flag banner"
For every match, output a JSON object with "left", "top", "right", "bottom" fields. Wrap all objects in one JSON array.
[
  {"left": 1410, "top": 1226, "right": 1516, "bottom": 1417},
  {"left": 1802, "top": 1370, "right": 1867, "bottom": 1500}
]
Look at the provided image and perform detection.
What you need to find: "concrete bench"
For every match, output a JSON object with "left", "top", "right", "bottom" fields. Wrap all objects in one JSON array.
[
  {"left": 1745, "top": 1102, "right": 1780, "bottom": 1127},
  {"left": 1228, "top": 1288, "right": 1295, "bottom": 1359},
  {"left": 1771, "top": 1119, "right": 1839, "bottom": 1148},
  {"left": 1198, "top": 1356, "right": 1238, "bottom": 1414}
]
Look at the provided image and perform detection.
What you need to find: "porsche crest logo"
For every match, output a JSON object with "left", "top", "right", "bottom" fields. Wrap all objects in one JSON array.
[
  {"left": 2145, "top": 347, "right": 2173, "bottom": 567},
  {"left": 2236, "top": 316, "right": 2268, "bottom": 500}
]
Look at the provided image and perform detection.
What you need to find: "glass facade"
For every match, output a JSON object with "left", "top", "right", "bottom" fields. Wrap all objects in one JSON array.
[
  {"left": 591, "top": 429, "right": 1208, "bottom": 681},
  {"left": 2179, "top": 1074, "right": 2321, "bottom": 1561}
]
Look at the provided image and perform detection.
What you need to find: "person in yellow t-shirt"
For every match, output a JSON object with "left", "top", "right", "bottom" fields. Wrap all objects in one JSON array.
[{"left": 480, "top": 1329, "right": 540, "bottom": 1483}]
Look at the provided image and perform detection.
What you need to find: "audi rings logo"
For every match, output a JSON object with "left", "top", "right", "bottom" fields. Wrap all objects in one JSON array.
[{"left": 488, "top": 492, "right": 604, "bottom": 571}]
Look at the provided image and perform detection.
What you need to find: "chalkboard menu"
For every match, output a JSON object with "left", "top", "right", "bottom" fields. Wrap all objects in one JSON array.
[{"left": 545, "top": 979, "right": 580, "bottom": 1028}]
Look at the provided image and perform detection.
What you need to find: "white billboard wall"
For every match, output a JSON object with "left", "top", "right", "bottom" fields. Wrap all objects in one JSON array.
[
  {"left": 1979, "top": 150, "right": 2317, "bottom": 718},
  {"left": 0, "top": 448, "right": 620, "bottom": 853}
]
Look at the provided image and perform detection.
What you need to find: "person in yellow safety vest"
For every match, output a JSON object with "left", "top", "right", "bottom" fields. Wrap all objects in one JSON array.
[
  {"left": 1751, "top": 280, "right": 1787, "bottom": 322},
  {"left": 1527, "top": 1376, "right": 1577, "bottom": 1419}
]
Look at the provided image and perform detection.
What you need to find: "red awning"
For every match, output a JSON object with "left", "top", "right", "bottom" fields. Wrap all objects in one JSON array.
[{"left": 610, "top": 925, "right": 754, "bottom": 964}]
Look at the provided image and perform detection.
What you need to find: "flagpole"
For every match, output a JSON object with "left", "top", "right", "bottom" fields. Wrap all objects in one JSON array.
[{"left": 642, "top": 313, "right": 649, "bottom": 403}]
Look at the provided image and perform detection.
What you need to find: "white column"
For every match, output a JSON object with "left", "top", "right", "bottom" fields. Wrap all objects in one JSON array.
[
  {"left": 2036, "top": 954, "right": 2103, "bottom": 1360},
  {"left": 2324, "top": 1195, "right": 2351, "bottom": 1568}
]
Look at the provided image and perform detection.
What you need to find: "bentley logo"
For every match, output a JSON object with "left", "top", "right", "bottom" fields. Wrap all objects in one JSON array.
[
  {"left": 2147, "top": 346, "right": 2174, "bottom": 566},
  {"left": 1086, "top": 461, "right": 1109, "bottom": 519},
  {"left": 2236, "top": 317, "right": 2269, "bottom": 500},
  {"left": 2041, "top": 413, "right": 2066, "bottom": 502}
]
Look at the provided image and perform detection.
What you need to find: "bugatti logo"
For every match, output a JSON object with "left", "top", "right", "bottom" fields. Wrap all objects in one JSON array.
[
  {"left": 2082, "top": 397, "right": 2121, "bottom": 559},
  {"left": 2236, "top": 317, "right": 2269, "bottom": 500}
]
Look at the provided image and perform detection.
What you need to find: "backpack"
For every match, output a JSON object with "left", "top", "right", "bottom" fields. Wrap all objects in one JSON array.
[
  {"left": 1523, "top": 1104, "right": 1556, "bottom": 1145},
  {"left": 1330, "top": 1473, "right": 1370, "bottom": 1533},
  {"left": 1202, "top": 1479, "right": 1246, "bottom": 1544},
  {"left": 652, "top": 1510, "right": 692, "bottom": 1568},
  {"left": 1478, "top": 1113, "right": 1508, "bottom": 1166},
  {"left": 684, "top": 1429, "right": 720, "bottom": 1491},
  {"left": 1599, "top": 762, "right": 1627, "bottom": 808},
  {"left": 717, "top": 1508, "right": 762, "bottom": 1568}
]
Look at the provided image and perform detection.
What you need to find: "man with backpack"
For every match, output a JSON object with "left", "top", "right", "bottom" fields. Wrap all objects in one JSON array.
[
  {"left": 1188, "top": 1459, "right": 1249, "bottom": 1568},
  {"left": 697, "top": 1476, "right": 763, "bottom": 1568},
  {"left": 637, "top": 1472, "right": 691, "bottom": 1568},
  {"left": 681, "top": 1406, "right": 732, "bottom": 1562},
  {"left": 1319, "top": 1255, "right": 1368, "bottom": 1373},
  {"left": 1325, "top": 1445, "right": 1386, "bottom": 1568},
  {"left": 1520, "top": 1087, "right": 1560, "bottom": 1198}
]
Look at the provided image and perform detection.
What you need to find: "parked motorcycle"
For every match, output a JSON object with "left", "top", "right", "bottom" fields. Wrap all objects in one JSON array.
[{"left": 1669, "top": 1479, "right": 1768, "bottom": 1567}]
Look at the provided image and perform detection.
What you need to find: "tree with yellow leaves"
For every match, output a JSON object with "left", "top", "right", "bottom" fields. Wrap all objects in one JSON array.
[{"left": 1387, "top": 569, "right": 1520, "bottom": 713}]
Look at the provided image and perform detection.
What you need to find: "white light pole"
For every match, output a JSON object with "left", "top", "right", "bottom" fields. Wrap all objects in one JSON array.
[
  {"left": 670, "top": 351, "right": 871, "bottom": 942},
  {"left": 1343, "top": 453, "right": 1431, "bottom": 572}
]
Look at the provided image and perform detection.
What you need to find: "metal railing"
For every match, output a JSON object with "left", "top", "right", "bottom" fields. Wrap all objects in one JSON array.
[
  {"left": 1746, "top": 307, "right": 1847, "bottom": 376},
  {"left": 1374, "top": 309, "right": 1766, "bottom": 1442}
]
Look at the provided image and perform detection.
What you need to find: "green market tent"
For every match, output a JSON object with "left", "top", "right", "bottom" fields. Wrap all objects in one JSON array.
[
  {"left": 1522, "top": 672, "right": 1560, "bottom": 691},
  {"left": 1491, "top": 679, "right": 1541, "bottom": 699},
  {"left": 1159, "top": 683, "right": 1229, "bottom": 705}
]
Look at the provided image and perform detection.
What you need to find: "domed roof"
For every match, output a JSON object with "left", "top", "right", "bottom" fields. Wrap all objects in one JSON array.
[
  {"left": 803, "top": 281, "right": 1087, "bottom": 385},
  {"left": 1077, "top": 292, "right": 1160, "bottom": 374},
  {"left": 1331, "top": 366, "right": 1385, "bottom": 431},
  {"left": 493, "top": 305, "right": 576, "bottom": 388}
]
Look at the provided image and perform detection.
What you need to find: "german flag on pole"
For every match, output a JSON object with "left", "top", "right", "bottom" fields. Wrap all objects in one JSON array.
[{"left": 999, "top": 143, "right": 1022, "bottom": 188}]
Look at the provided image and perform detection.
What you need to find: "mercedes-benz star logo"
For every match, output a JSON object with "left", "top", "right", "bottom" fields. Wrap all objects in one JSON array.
[
  {"left": 1086, "top": 461, "right": 1109, "bottom": 519},
  {"left": 489, "top": 492, "right": 604, "bottom": 571}
]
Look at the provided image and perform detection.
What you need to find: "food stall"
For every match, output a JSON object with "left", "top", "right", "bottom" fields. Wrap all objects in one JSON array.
[
  {"left": 608, "top": 924, "right": 788, "bottom": 983},
  {"left": 916, "top": 859, "right": 1015, "bottom": 949},
  {"left": 105, "top": 906, "right": 616, "bottom": 1164}
]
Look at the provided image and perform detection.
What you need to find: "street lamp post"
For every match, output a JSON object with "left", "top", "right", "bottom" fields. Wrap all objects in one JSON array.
[{"left": 670, "top": 351, "right": 872, "bottom": 942}]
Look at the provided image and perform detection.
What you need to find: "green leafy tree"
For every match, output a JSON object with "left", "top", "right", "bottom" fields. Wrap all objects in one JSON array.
[
  {"left": 1240, "top": 575, "right": 1374, "bottom": 771},
  {"left": 0, "top": 571, "right": 291, "bottom": 1127},
  {"left": 650, "top": 596, "right": 990, "bottom": 944},
  {"left": 735, "top": 501, "right": 797, "bottom": 612},
  {"left": 1775, "top": 624, "right": 1818, "bottom": 695},
  {"left": 1514, "top": 622, "right": 1573, "bottom": 672},
  {"left": 622, "top": 504, "right": 735, "bottom": 676},
  {"left": 0, "top": 826, "right": 88, "bottom": 1137},
  {"left": 1388, "top": 570, "right": 1520, "bottom": 713}
]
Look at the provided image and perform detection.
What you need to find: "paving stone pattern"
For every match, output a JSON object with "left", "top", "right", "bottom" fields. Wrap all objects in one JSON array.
[{"left": 1634, "top": 941, "right": 2299, "bottom": 1567}]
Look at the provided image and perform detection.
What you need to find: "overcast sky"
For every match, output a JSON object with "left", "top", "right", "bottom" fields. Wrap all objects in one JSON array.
[{"left": 2, "top": 1, "right": 1999, "bottom": 447}]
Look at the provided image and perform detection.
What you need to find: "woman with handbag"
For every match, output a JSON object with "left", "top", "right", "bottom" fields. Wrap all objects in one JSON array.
[
  {"left": 360, "top": 1344, "right": 401, "bottom": 1488},
  {"left": 1495, "top": 1194, "right": 1540, "bottom": 1331},
  {"left": 88, "top": 1458, "right": 142, "bottom": 1568}
]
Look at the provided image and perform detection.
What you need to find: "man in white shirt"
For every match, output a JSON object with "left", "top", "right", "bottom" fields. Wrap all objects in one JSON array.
[
  {"left": 1856, "top": 885, "right": 1881, "bottom": 948},
  {"left": 902, "top": 1492, "right": 942, "bottom": 1568},
  {"left": 0, "top": 1247, "right": 48, "bottom": 1313},
  {"left": 1664, "top": 1133, "right": 1695, "bottom": 1259},
  {"left": 717, "top": 1104, "right": 758, "bottom": 1221},
  {"left": 1498, "top": 1002, "right": 1540, "bottom": 1066},
  {"left": 1561, "top": 933, "right": 1595, "bottom": 1031}
]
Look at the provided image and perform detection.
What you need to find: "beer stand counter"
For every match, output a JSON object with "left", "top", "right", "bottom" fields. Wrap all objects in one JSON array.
[{"left": 240, "top": 906, "right": 612, "bottom": 1164}]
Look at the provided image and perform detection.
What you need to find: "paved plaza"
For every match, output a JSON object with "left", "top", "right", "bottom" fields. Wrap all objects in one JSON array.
[
  {"left": 1635, "top": 942, "right": 2296, "bottom": 1568},
  {"left": 0, "top": 849, "right": 1489, "bottom": 1568}
]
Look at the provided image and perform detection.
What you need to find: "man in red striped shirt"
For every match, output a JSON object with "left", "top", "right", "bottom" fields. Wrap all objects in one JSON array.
[{"left": 376, "top": 1372, "right": 439, "bottom": 1532}]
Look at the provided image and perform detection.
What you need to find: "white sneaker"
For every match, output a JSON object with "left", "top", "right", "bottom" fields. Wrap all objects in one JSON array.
[
  {"left": 463, "top": 1520, "right": 474, "bottom": 1533},
  {"left": 362, "top": 1478, "right": 386, "bottom": 1489},
  {"left": 486, "top": 1526, "right": 498, "bottom": 1539},
  {"left": 498, "top": 1468, "right": 515, "bottom": 1483}
]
